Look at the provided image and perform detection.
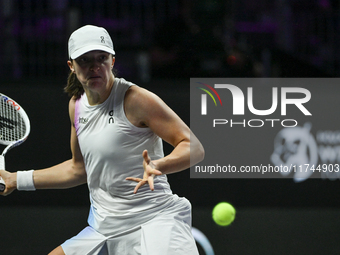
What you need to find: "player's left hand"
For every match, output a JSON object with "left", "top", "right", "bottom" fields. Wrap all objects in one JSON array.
[{"left": 126, "top": 150, "right": 162, "bottom": 194}]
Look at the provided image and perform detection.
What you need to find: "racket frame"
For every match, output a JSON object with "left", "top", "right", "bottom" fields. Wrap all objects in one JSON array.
[{"left": 0, "top": 93, "right": 30, "bottom": 191}]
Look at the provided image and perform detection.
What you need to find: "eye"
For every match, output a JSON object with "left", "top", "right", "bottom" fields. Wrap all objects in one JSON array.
[
  {"left": 77, "top": 57, "right": 89, "bottom": 63},
  {"left": 98, "top": 54, "right": 108, "bottom": 61}
]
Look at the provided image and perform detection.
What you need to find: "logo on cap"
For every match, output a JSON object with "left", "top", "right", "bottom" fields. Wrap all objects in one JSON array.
[{"left": 100, "top": 36, "right": 105, "bottom": 43}]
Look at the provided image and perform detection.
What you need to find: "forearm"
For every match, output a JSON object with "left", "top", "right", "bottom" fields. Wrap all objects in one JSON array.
[
  {"left": 153, "top": 135, "right": 205, "bottom": 175},
  {"left": 1, "top": 159, "right": 86, "bottom": 195},
  {"left": 33, "top": 159, "right": 87, "bottom": 189}
]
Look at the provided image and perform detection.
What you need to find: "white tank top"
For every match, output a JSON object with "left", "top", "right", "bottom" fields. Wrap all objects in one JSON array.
[{"left": 75, "top": 78, "right": 176, "bottom": 235}]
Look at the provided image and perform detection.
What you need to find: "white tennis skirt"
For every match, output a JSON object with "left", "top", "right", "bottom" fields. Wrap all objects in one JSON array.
[{"left": 61, "top": 197, "right": 199, "bottom": 255}]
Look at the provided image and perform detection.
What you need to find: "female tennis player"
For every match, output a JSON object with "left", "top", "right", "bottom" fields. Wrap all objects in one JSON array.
[{"left": 0, "top": 25, "right": 204, "bottom": 255}]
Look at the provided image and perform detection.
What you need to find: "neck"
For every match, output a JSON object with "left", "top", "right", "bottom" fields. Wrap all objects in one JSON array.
[{"left": 85, "top": 75, "right": 115, "bottom": 106}]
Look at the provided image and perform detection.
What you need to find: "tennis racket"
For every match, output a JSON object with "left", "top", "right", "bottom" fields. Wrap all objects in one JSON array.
[{"left": 0, "top": 93, "right": 30, "bottom": 192}]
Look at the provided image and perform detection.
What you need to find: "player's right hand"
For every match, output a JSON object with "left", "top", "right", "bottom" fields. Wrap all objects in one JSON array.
[
  {"left": 125, "top": 150, "right": 162, "bottom": 194},
  {"left": 0, "top": 170, "right": 16, "bottom": 196}
]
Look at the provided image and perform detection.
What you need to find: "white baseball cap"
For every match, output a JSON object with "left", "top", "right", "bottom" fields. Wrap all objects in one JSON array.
[{"left": 68, "top": 25, "right": 115, "bottom": 59}]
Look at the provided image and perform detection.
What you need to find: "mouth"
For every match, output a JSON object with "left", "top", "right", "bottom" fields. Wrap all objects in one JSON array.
[{"left": 88, "top": 76, "right": 101, "bottom": 80}]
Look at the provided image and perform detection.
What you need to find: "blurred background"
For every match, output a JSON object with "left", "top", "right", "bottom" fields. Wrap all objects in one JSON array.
[{"left": 1, "top": 0, "right": 340, "bottom": 254}]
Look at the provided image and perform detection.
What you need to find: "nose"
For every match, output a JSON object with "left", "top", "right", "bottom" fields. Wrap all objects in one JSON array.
[{"left": 90, "top": 61, "right": 100, "bottom": 71}]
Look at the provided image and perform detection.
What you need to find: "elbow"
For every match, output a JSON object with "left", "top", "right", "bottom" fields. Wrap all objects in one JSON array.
[
  {"left": 189, "top": 132, "right": 205, "bottom": 165},
  {"left": 191, "top": 141, "right": 205, "bottom": 166},
  {"left": 197, "top": 142, "right": 205, "bottom": 163}
]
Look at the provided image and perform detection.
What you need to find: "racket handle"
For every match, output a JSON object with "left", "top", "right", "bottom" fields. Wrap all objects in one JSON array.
[
  {"left": 0, "top": 155, "right": 4, "bottom": 170},
  {"left": 0, "top": 155, "right": 5, "bottom": 192},
  {"left": 0, "top": 178, "right": 5, "bottom": 192}
]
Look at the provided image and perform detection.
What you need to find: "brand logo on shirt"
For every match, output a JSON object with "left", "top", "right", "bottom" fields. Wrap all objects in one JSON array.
[
  {"left": 79, "top": 117, "right": 89, "bottom": 124},
  {"left": 108, "top": 110, "right": 114, "bottom": 124}
]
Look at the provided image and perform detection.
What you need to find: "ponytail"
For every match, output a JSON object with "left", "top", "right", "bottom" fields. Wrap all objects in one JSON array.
[{"left": 64, "top": 71, "right": 84, "bottom": 99}]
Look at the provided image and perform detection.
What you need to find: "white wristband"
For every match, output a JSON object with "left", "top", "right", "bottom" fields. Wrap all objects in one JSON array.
[{"left": 17, "top": 170, "right": 36, "bottom": 191}]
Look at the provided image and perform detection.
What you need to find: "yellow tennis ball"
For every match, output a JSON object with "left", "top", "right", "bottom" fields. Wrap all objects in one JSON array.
[{"left": 212, "top": 202, "right": 236, "bottom": 226}]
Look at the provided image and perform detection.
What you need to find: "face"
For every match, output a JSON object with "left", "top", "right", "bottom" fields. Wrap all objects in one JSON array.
[{"left": 68, "top": 50, "right": 115, "bottom": 93}]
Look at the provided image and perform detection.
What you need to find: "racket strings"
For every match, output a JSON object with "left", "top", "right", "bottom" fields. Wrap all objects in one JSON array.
[{"left": 0, "top": 98, "right": 26, "bottom": 141}]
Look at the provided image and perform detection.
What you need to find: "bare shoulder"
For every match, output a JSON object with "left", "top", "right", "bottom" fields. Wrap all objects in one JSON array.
[
  {"left": 124, "top": 85, "right": 192, "bottom": 148},
  {"left": 125, "top": 85, "right": 161, "bottom": 106},
  {"left": 69, "top": 96, "right": 77, "bottom": 108},
  {"left": 68, "top": 96, "right": 78, "bottom": 125},
  {"left": 124, "top": 85, "right": 171, "bottom": 127}
]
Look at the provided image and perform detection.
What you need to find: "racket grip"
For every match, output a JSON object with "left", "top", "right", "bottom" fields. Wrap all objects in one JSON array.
[
  {"left": 0, "top": 155, "right": 5, "bottom": 192},
  {"left": 0, "top": 155, "right": 4, "bottom": 170}
]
